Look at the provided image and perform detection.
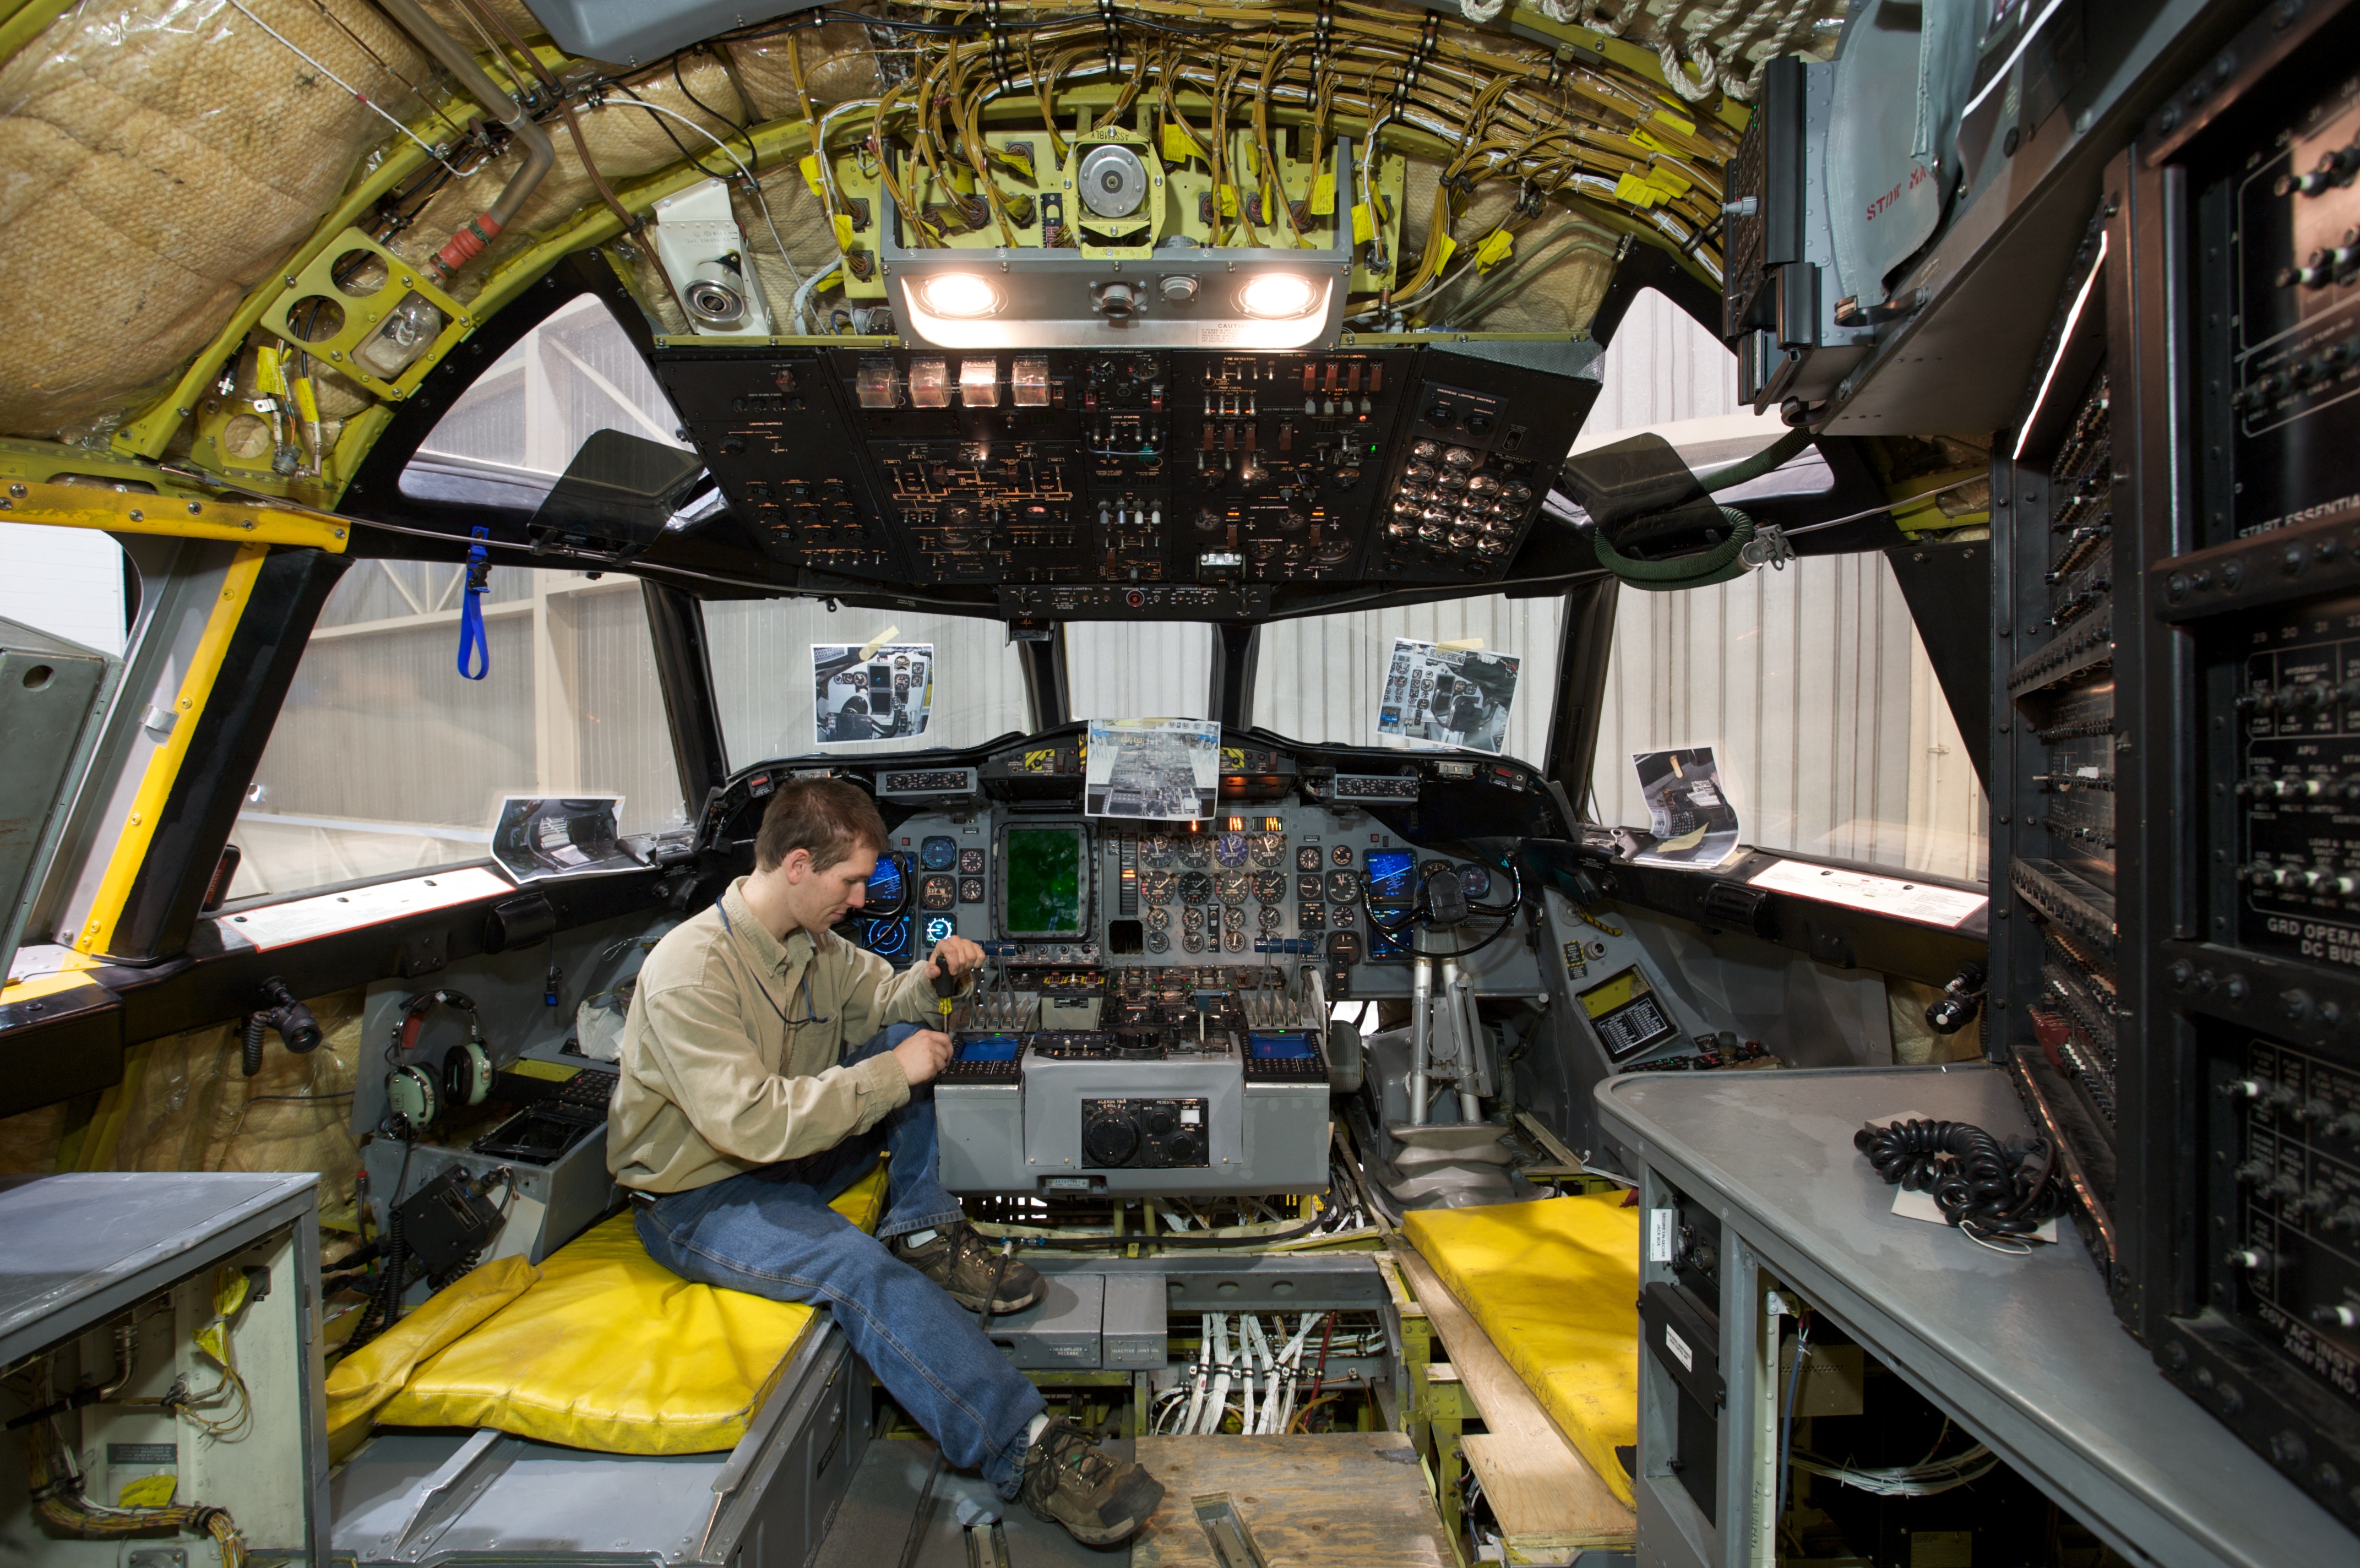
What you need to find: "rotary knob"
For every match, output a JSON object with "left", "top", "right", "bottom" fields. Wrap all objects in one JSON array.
[{"left": 1083, "top": 1107, "right": 1140, "bottom": 1167}]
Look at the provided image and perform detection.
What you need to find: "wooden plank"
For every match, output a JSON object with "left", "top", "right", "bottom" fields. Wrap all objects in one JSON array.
[
  {"left": 1389, "top": 1245, "right": 1634, "bottom": 1546},
  {"left": 1130, "top": 1433, "right": 1453, "bottom": 1568}
]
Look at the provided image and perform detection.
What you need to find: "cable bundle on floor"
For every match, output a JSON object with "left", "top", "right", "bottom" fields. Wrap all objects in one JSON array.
[{"left": 1853, "top": 1118, "right": 2062, "bottom": 1239}]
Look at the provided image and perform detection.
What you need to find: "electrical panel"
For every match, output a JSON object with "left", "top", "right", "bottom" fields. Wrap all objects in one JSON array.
[
  {"left": 652, "top": 344, "right": 1597, "bottom": 611},
  {"left": 2049, "top": 0, "right": 2360, "bottom": 1533}
]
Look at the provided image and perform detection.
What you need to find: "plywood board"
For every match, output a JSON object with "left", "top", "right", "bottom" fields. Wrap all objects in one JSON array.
[
  {"left": 1130, "top": 1433, "right": 1451, "bottom": 1567},
  {"left": 1388, "top": 1246, "right": 1634, "bottom": 1545}
]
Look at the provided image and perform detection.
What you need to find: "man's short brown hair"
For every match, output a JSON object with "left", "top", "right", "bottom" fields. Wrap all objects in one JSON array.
[{"left": 754, "top": 777, "right": 888, "bottom": 873}]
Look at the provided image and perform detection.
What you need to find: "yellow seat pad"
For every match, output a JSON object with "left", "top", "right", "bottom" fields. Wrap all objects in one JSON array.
[
  {"left": 1402, "top": 1193, "right": 1640, "bottom": 1506},
  {"left": 374, "top": 1159, "right": 889, "bottom": 1455}
]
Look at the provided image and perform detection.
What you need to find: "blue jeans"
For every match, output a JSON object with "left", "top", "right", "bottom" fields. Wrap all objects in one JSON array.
[{"left": 635, "top": 1024, "right": 1047, "bottom": 1494}]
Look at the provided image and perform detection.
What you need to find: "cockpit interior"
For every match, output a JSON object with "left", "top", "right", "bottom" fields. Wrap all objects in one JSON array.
[{"left": 2, "top": 0, "right": 2356, "bottom": 1564}]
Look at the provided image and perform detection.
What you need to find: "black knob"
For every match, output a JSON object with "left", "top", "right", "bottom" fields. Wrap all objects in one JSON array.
[
  {"left": 1143, "top": 1103, "right": 1178, "bottom": 1136},
  {"left": 1166, "top": 1128, "right": 1206, "bottom": 1165},
  {"left": 1083, "top": 1109, "right": 1140, "bottom": 1167}
]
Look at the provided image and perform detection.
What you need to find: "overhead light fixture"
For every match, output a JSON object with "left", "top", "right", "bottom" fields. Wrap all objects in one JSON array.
[
  {"left": 915, "top": 272, "right": 1003, "bottom": 319},
  {"left": 1237, "top": 273, "right": 1318, "bottom": 320}
]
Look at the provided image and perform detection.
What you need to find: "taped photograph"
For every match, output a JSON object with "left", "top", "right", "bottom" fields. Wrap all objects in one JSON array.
[
  {"left": 814, "top": 642, "right": 934, "bottom": 744},
  {"left": 491, "top": 795, "right": 638, "bottom": 882},
  {"left": 1373, "top": 639, "right": 1520, "bottom": 753},
  {"left": 1629, "top": 747, "right": 1742, "bottom": 868},
  {"left": 1083, "top": 718, "right": 1221, "bottom": 821}
]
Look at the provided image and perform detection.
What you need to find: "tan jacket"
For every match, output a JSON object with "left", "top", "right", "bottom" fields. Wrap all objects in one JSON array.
[{"left": 607, "top": 878, "right": 963, "bottom": 1193}]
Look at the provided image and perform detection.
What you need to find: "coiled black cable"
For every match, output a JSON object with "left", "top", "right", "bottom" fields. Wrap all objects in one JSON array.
[{"left": 1853, "top": 1119, "right": 2062, "bottom": 1238}]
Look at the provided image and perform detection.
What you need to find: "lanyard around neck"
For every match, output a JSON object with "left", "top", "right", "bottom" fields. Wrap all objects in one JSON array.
[{"left": 716, "top": 901, "right": 832, "bottom": 1027}]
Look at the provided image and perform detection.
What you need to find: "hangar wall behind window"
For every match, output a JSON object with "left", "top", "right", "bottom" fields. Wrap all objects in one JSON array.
[{"left": 226, "top": 564, "right": 684, "bottom": 900}]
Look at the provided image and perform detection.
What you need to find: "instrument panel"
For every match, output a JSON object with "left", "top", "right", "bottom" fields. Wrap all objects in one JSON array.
[
  {"left": 652, "top": 344, "right": 1600, "bottom": 613},
  {"left": 703, "top": 733, "right": 1555, "bottom": 998}
]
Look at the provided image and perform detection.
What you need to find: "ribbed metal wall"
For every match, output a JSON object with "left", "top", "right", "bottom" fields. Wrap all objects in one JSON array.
[
  {"left": 1065, "top": 622, "right": 1217, "bottom": 721},
  {"left": 1253, "top": 595, "right": 1567, "bottom": 764},
  {"left": 702, "top": 599, "right": 1035, "bottom": 765},
  {"left": 247, "top": 613, "right": 536, "bottom": 829},
  {"left": 1588, "top": 287, "right": 1742, "bottom": 433},
  {"left": 1590, "top": 557, "right": 1988, "bottom": 881},
  {"left": 571, "top": 587, "right": 688, "bottom": 832}
]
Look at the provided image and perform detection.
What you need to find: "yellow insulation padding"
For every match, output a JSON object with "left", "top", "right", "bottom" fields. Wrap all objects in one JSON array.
[
  {"left": 324, "top": 1254, "right": 540, "bottom": 1462},
  {"left": 1402, "top": 1192, "right": 1641, "bottom": 1507},
  {"left": 371, "top": 1158, "right": 888, "bottom": 1455}
]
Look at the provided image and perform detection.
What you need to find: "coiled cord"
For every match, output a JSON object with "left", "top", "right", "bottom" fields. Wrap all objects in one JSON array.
[{"left": 1853, "top": 1119, "right": 2062, "bottom": 1238}]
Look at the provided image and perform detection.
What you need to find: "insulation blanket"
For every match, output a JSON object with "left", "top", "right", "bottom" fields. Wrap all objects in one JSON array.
[{"left": 0, "top": 0, "right": 426, "bottom": 440}]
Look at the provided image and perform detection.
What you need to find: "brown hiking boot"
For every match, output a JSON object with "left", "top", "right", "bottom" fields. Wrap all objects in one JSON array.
[
  {"left": 889, "top": 1222, "right": 1044, "bottom": 1314},
  {"left": 1018, "top": 1418, "right": 1165, "bottom": 1546}
]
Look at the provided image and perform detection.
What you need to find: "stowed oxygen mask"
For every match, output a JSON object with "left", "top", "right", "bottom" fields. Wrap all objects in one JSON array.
[{"left": 1557, "top": 427, "right": 1812, "bottom": 591}]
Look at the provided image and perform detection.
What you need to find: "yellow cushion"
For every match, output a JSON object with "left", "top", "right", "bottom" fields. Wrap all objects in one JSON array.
[
  {"left": 324, "top": 1255, "right": 539, "bottom": 1463},
  {"left": 374, "top": 1158, "right": 889, "bottom": 1455},
  {"left": 1402, "top": 1193, "right": 1640, "bottom": 1507}
]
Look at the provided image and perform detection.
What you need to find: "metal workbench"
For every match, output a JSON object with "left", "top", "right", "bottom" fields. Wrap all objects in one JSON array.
[
  {"left": 1595, "top": 1064, "right": 2352, "bottom": 1568},
  {"left": 0, "top": 1172, "right": 328, "bottom": 1566}
]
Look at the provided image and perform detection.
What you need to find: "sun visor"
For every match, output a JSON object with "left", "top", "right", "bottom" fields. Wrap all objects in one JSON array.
[{"left": 525, "top": 428, "right": 707, "bottom": 558}]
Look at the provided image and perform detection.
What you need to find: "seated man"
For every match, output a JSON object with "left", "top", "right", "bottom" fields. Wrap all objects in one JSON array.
[{"left": 609, "top": 777, "right": 1162, "bottom": 1545}]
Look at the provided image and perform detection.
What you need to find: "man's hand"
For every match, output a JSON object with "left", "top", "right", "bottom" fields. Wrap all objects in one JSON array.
[
  {"left": 891, "top": 1028, "right": 956, "bottom": 1086},
  {"left": 926, "top": 935, "right": 986, "bottom": 989}
]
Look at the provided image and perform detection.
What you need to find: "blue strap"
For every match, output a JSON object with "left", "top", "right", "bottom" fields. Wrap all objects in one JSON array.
[{"left": 456, "top": 527, "right": 491, "bottom": 680}]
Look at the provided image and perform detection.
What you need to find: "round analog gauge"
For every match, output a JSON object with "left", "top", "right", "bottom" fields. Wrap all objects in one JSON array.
[
  {"left": 919, "top": 835, "right": 958, "bottom": 871},
  {"left": 1330, "top": 845, "right": 1355, "bottom": 867},
  {"left": 1326, "top": 870, "right": 1361, "bottom": 904},
  {"left": 1214, "top": 873, "right": 1250, "bottom": 906},
  {"left": 1221, "top": 904, "right": 1245, "bottom": 929},
  {"left": 1146, "top": 929, "right": 1171, "bottom": 954},
  {"left": 1145, "top": 906, "right": 1171, "bottom": 930},
  {"left": 1178, "top": 871, "right": 1213, "bottom": 905},
  {"left": 923, "top": 914, "right": 956, "bottom": 946},
  {"left": 1249, "top": 831, "right": 1287, "bottom": 868},
  {"left": 1223, "top": 929, "right": 1247, "bottom": 953},
  {"left": 1296, "top": 846, "right": 1323, "bottom": 872},
  {"left": 1421, "top": 859, "right": 1456, "bottom": 888},
  {"left": 1140, "top": 834, "right": 1176, "bottom": 868},
  {"left": 1141, "top": 870, "right": 1177, "bottom": 903},
  {"left": 919, "top": 874, "right": 956, "bottom": 911},
  {"left": 959, "top": 847, "right": 987, "bottom": 875},
  {"left": 1297, "top": 873, "right": 1325, "bottom": 901},
  {"left": 1178, "top": 836, "right": 1211, "bottom": 868},
  {"left": 959, "top": 878, "right": 985, "bottom": 903},
  {"left": 1182, "top": 906, "right": 1207, "bottom": 933},
  {"left": 1250, "top": 872, "right": 1286, "bottom": 905},
  {"left": 1182, "top": 930, "right": 1206, "bottom": 954},
  {"left": 1214, "top": 831, "right": 1250, "bottom": 868},
  {"left": 1458, "top": 864, "right": 1494, "bottom": 901},
  {"left": 1258, "top": 906, "right": 1284, "bottom": 933},
  {"left": 1331, "top": 903, "right": 1356, "bottom": 927}
]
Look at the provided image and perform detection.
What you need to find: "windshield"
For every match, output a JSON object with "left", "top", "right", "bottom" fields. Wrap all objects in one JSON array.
[
  {"left": 1064, "top": 622, "right": 1217, "bottom": 721},
  {"left": 1250, "top": 593, "right": 1565, "bottom": 766},
  {"left": 704, "top": 600, "right": 1034, "bottom": 766}
]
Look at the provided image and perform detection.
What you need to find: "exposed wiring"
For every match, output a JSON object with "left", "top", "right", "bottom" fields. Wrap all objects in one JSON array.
[{"left": 603, "top": 89, "right": 803, "bottom": 290}]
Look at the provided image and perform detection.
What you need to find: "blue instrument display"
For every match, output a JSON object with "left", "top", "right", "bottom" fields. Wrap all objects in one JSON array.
[
  {"left": 920, "top": 835, "right": 959, "bottom": 870},
  {"left": 923, "top": 914, "right": 956, "bottom": 946},
  {"left": 865, "top": 853, "right": 907, "bottom": 914},
  {"left": 1366, "top": 849, "right": 1418, "bottom": 905}
]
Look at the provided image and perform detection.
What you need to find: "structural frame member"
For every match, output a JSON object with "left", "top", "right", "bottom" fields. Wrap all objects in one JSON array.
[{"left": 608, "top": 777, "right": 1162, "bottom": 1545}]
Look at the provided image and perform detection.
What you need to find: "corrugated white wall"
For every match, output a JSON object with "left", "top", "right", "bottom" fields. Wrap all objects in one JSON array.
[
  {"left": 1589, "top": 560, "right": 1988, "bottom": 881},
  {"left": 1588, "top": 287, "right": 1742, "bottom": 434},
  {"left": 0, "top": 522, "right": 125, "bottom": 654},
  {"left": 1253, "top": 595, "right": 1566, "bottom": 763},
  {"left": 1065, "top": 622, "right": 1216, "bottom": 721},
  {"left": 704, "top": 600, "right": 1034, "bottom": 763}
]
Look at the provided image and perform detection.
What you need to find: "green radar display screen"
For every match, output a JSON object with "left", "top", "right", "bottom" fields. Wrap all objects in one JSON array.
[{"left": 1002, "top": 826, "right": 1086, "bottom": 939}]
